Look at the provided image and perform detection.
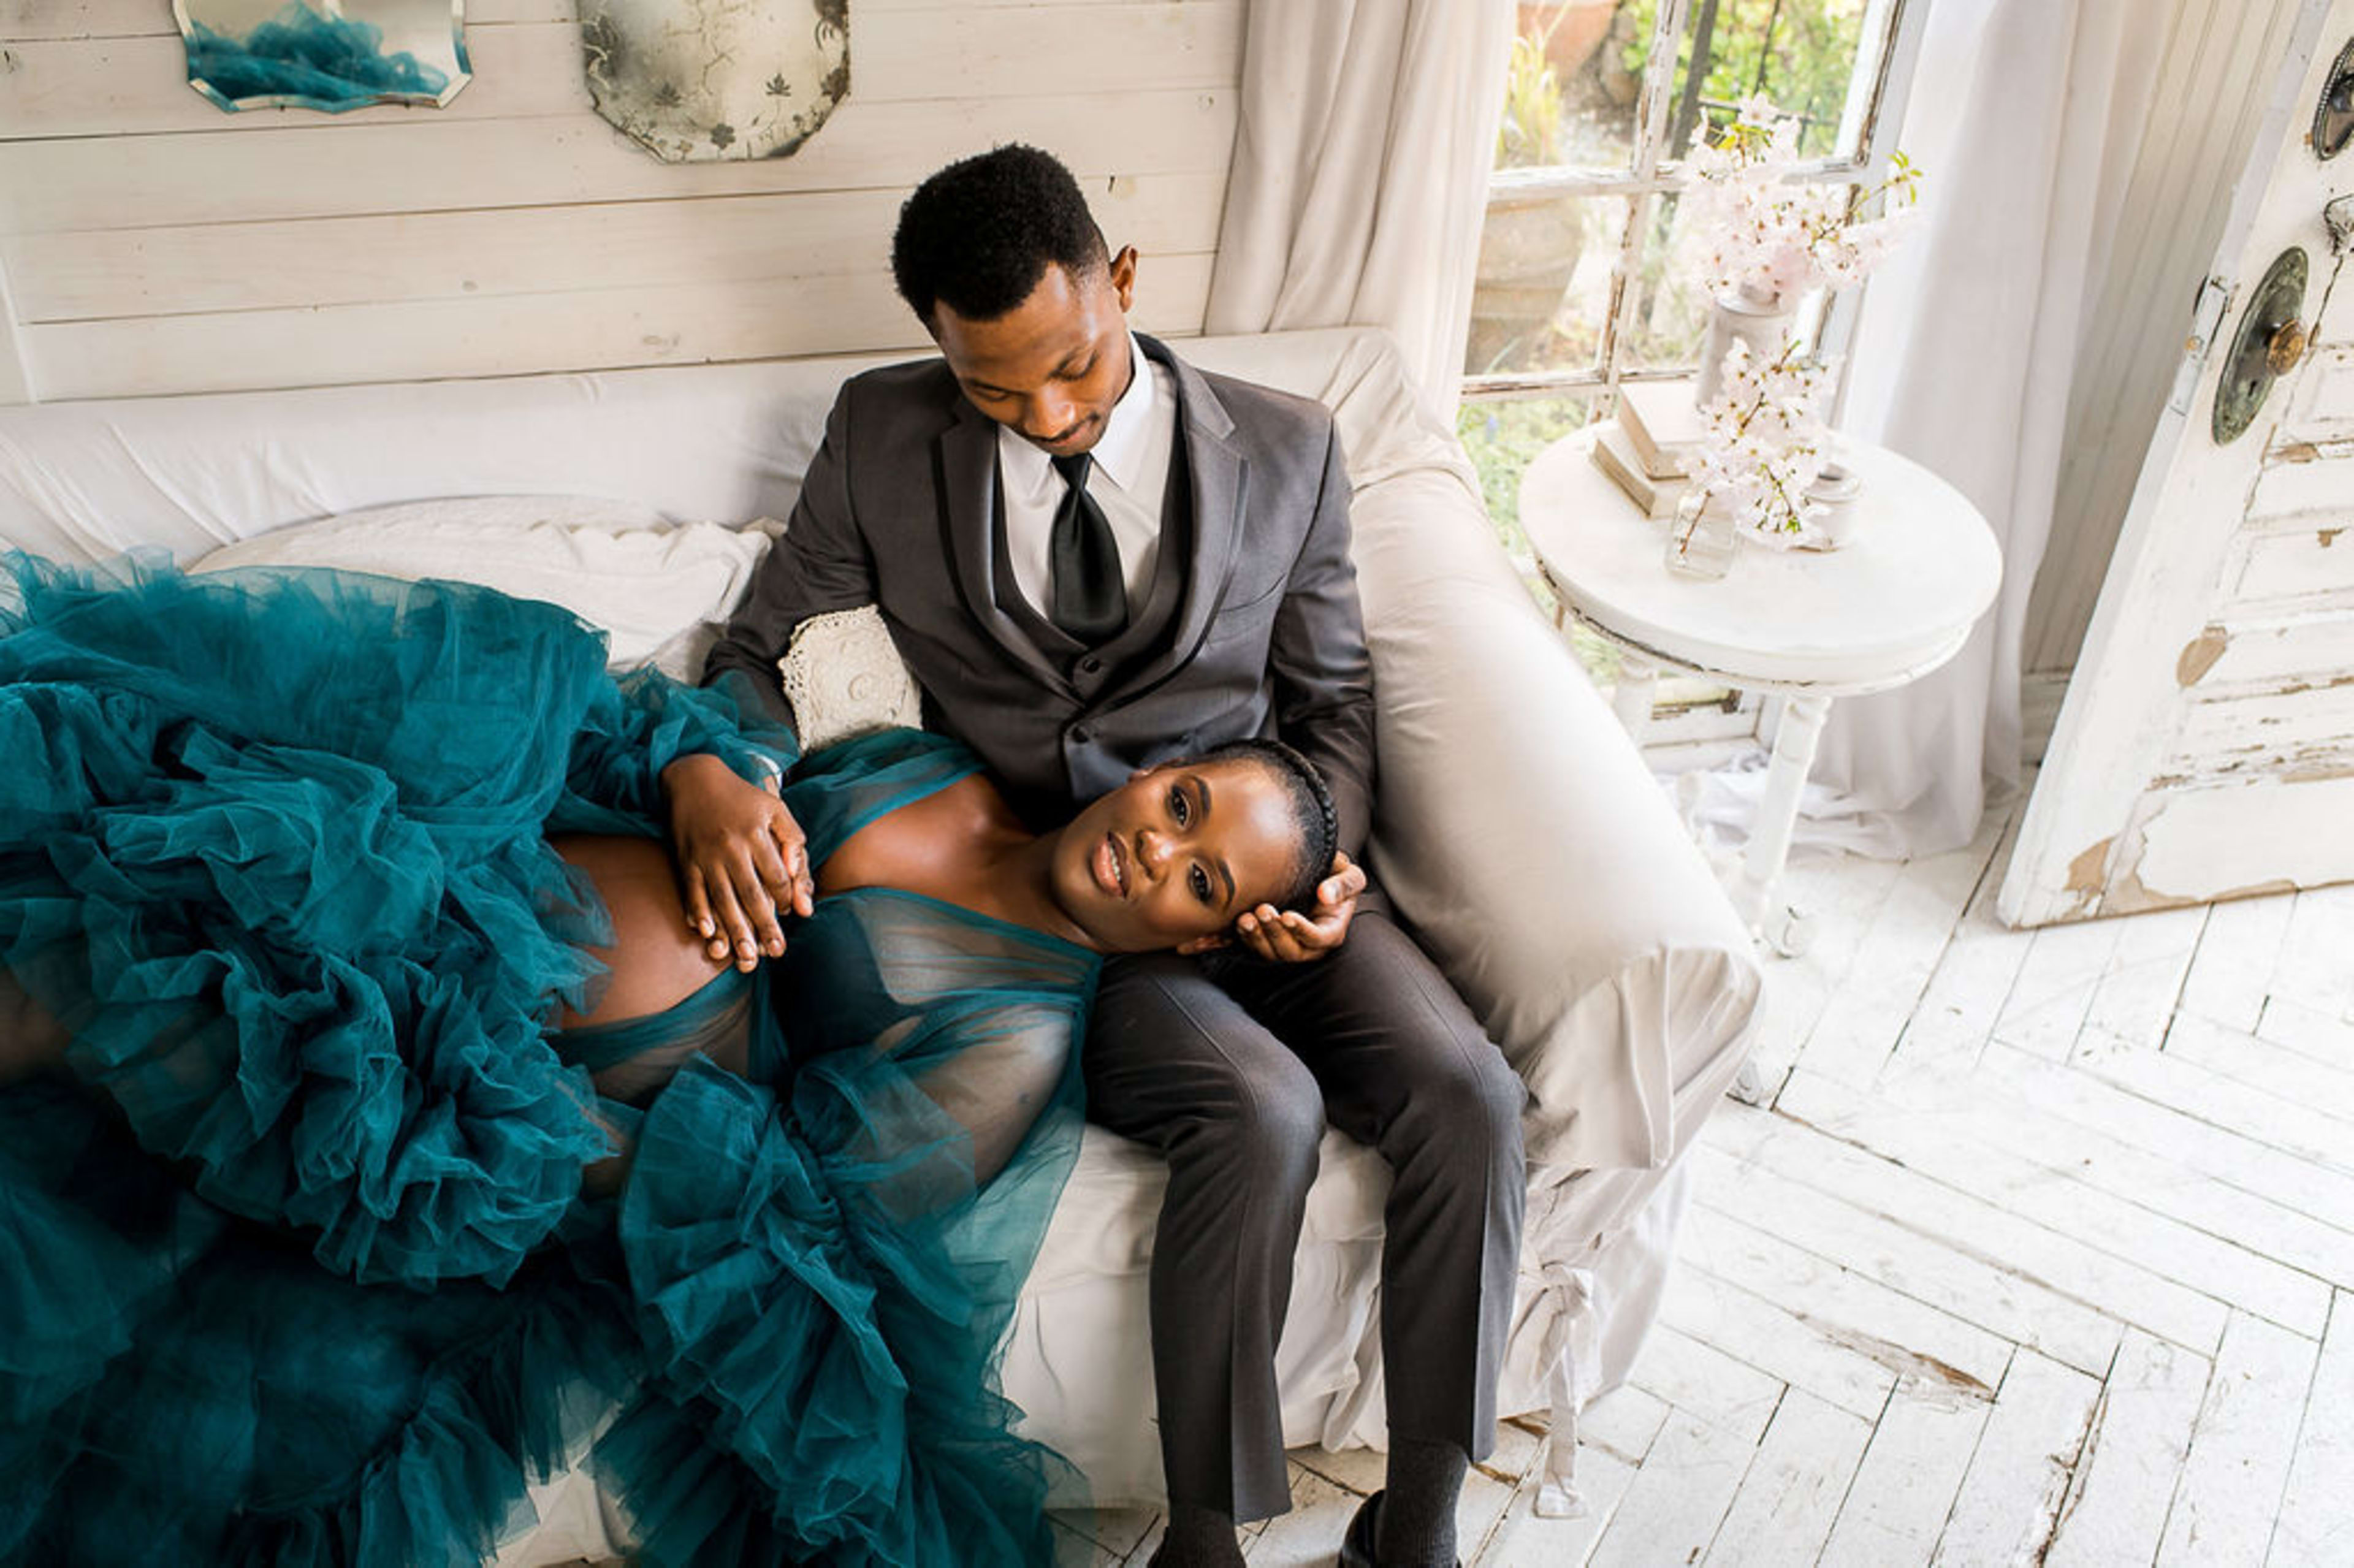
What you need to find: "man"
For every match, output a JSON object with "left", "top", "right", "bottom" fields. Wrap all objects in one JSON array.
[{"left": 665, "top": 145, "right": 1525, "bottom": 1568}]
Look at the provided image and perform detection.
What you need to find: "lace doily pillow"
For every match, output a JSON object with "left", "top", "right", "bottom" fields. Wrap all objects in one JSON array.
[{"left": 779, "top": 606, "right": 922, "bottom": 753}]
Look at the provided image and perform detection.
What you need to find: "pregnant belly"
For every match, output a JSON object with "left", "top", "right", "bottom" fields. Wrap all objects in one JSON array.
[{"left": 547, "top": 834, "right": 732, "bottom": 1030}]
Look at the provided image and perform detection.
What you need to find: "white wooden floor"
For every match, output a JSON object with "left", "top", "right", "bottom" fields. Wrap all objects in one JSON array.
[{"left": 1052, "top": 792, "right": 2354, "bottom": 1567}]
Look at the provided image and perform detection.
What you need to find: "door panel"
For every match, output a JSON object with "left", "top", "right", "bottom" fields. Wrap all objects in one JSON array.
[{"left": 2001, "top": 0, "right": 2354, "bottom": 926}]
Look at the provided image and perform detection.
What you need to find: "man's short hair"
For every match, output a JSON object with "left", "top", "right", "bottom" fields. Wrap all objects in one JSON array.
[{"left": 891, "top": 144, "right": 1109, "bottom": 328}]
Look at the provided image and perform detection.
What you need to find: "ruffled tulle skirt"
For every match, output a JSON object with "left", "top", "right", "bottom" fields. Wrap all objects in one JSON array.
[{"left": 0, "top": 557, "right": 1083, "bottom": 1567}]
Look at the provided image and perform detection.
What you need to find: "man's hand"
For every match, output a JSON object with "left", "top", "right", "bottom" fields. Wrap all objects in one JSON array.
[
  {"left": 1233, "top": 851, "right": 1365, "bottom": 964},
  {"left": 661, "top": 753, "right": 815, "bottom": 972}
]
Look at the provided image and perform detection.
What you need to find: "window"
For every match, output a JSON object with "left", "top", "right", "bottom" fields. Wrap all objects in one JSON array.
[{"left": 1463, "top": 0, "right": 1925, "bottom": 736}]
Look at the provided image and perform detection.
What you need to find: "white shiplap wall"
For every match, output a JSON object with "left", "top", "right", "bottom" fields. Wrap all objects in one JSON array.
[{"left": 0, "top": 0, "right": 1243, "bottom": 402}]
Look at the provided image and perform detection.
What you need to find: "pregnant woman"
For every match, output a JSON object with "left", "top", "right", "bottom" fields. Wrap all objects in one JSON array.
[{"left": 0, "top": 555, "right": 1336, "bottom": 1568}]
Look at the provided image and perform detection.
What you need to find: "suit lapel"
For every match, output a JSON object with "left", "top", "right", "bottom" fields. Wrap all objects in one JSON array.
[
  {"left": 939, "top": 398, "right": 1072, "bottom": 696},
  {"left": 1116, "top": 337, "right": 1247, "bottom": 699}
]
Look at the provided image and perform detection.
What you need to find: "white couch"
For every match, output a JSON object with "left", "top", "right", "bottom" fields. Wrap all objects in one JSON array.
[{"left": 0, "top": 327, "right": 1761, "bottom": 1555}]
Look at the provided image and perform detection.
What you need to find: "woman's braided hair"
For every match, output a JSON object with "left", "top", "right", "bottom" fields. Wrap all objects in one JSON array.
[{"left": 1194, "top": 737, "right": 1339, "bottom": 913}]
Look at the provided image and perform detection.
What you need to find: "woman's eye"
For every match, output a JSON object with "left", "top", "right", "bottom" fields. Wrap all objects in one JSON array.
[
  {"left": 1190, "top": 866, "right": 1213, "bottom": 903},
  {"left": 1168, "top": 786, "right": 1189, "bottom": 827}
]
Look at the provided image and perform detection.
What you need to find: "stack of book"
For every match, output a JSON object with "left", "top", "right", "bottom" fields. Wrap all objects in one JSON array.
[{"left": 1591, "top": 381, "right": 1704, "bottom": 518}]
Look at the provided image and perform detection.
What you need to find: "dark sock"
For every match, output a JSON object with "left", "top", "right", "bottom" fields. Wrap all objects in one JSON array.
[
  {"left": 1148, "top": 1501, "right": 1246, "bottom": 1568},
  {"left": 1377, "top": 1437, "right": 1468, "bottom": 1567}
]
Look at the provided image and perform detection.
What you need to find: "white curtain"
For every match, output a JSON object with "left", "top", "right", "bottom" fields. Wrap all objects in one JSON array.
[
  {"left": 1786, "top": 0, "right": 2169, "bottom": 857},
  {"left": 1205, "top": 0, "right": 1515, "bottom": 413}
]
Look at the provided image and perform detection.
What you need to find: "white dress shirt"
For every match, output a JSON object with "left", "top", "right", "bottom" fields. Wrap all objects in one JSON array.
[{"left": 997, "top": 334, "right": 1176, "bottom": 623}]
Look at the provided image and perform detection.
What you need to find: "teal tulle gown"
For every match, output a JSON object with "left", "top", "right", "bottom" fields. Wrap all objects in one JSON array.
[{"left": 0, "top": 556, "right": 1097, "bottom": 1567}]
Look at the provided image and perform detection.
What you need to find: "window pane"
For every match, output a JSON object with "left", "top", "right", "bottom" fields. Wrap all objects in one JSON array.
[
  {"left": 1467, "top": 194, "right": 1632, "bottom": 378},
  {"left": 1620, "top": 189, "right": 1711, "bottom": 371},
  {"left": 1495, "top": 4, "right": 1658, "bottom": 173},
  {"left": 1651, "top": 0, "right": 1874, "bottom": 161},
  {"left": 1457, "top": 391, "right": 1600, "bottom": 560}
]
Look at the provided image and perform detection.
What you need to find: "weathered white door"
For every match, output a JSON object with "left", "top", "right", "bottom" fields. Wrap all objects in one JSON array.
[{"left": 2001, "top": 0, "right": 2354, "bottom": 927}]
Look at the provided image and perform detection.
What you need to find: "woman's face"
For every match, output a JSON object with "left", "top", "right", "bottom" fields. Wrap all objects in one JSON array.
[{"left": 1052, "top": 757, "right": 1304, "bottom": 954}]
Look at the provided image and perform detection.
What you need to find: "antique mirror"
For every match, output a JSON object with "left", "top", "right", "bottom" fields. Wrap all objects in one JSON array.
[
  {"left": 174, "top": 1, "right": 471, "bottom": 113},
  {"left": 581, "top": 1, "right": 848, "bottom": 162}
]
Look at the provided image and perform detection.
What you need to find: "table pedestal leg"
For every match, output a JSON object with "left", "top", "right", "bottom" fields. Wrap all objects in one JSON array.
[
  {"left": 1610, "top": 657, "right": 1658, "bottom": 745},
  {"left": 1735, "top": 691, "right": 1832, "bottom": 951}
]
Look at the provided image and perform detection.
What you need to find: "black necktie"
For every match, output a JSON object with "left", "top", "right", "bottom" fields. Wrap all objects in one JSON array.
[{"left": 1049, "top": 452, "right": 1126, "bottom": 645}]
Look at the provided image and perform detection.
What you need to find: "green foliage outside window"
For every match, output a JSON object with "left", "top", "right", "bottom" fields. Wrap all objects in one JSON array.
[{"left": 1625, "top": 0, "right": 1870, "bottom": 157}]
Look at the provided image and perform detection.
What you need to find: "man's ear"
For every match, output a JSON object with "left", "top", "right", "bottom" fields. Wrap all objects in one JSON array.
[
  {"left": 1108, "top": 245, "right": 1138, "bottom": 313},
  {"left": 1175, "top": 931, "right": 1230, "bottom": 956}
]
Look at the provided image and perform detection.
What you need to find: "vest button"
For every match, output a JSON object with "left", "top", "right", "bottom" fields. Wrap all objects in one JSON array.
[
  {"left": 1079, "top": 655, "right": 1102, "bottom": 674},
  {"left": 1069, "top": 725, "right": 1091, "bottom": 744}
]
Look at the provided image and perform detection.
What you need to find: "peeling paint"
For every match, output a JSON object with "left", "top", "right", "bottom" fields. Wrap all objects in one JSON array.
[
  {"left": 2176, "top": 627, "right": 2228, "bottom": 685},
  {"left": 2065, "top": 837, "right": 2114, "bottom": 895},
  {"left": 2277, "top": 441, "right": 2323, "bottom": 463},
  {"left": 1800, "top": 1317, "right": 1995, "bottom": 1402},
  {"left": 2322, "top": 528, "right": 2344, "bottom": 547}
]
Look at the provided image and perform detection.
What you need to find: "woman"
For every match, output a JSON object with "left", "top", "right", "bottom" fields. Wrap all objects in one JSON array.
[{"left": 0, "top": 555, "right": 1337, "bottom": 1568}]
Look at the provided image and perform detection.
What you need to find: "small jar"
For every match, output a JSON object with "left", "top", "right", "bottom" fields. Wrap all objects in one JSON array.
[
  {"left": 1664, "top": 489, "right": 1738, "bottom": 580},
  {"left": 1804, "top": 462, "right": 1864, "bottom": 550}
]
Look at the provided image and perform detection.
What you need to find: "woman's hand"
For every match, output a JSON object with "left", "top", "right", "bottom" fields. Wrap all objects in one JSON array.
[
  {"left": 661, "top": 753, "right": 815, "bottom": 972},
  {"left": 1233, "top": 851, "right": 1365, "bottom": 964}
]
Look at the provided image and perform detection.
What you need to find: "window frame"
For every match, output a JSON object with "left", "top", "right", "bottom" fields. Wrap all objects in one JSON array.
[{"left": 1468, "top": 0, "right": 1931, "bottom": 733}]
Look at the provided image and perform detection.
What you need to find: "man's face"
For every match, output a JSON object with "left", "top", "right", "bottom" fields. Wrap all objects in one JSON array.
[{"left": 931, "top": 249, "right": 1139, "bottom": 459}]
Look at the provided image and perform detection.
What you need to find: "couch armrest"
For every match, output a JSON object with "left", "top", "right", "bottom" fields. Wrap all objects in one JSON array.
[{"left": 1346, "top": 449, "right": 1762, "bottom": 1174}]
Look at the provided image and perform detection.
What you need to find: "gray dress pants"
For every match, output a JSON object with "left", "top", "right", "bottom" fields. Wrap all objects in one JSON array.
[{"left": 1082, "top": 892, "right": 1527, "bottom": 1522}]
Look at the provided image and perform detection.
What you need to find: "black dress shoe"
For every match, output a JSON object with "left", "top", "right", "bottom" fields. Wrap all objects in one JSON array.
[{"left": 1336, "top": 1490, "right": 1463, "bottom": 1568}]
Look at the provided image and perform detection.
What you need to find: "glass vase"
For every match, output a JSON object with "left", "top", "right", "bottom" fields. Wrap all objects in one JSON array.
[{"left": 1664, "top": 489, "right": 1738, "bottom": 580}]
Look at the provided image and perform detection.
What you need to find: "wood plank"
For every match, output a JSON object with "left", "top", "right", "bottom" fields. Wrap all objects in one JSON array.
[
  {"left": 1586, "top": 1409, "right": 1756, "bottom": 1568},
  {"left": 3, "top": 0, "right": 1128, "bottom": 37},
  {"left": 1484, "top": 1441, "right": 1639, "bottom": 1568},
  {"left": 1792, "top": 810, "right": 2005, "bottom": 1090},
  {"left": 1980, "top": 1040, "right": 2354, "bottom": 1243},
  {"left": 1816, "top": 1381, "right": 1990, "bottom": 1568},
  {"left": 0, "top": 90, "right": 1240, "bottom": 235},
  {"left": 1991, "top": 915, "right": 2124, "bottom": 1061},
  {"left": 1734, "top": 850, "right": 1906, "bottom": 1104},
  {"left": 1624, "top": 1322, "right": 1785, "bottom": 1447},
  {"left": 1677, "top": 1201, "right": 2014, "bottom": 1396},
  {"left": 2178, "top": 888, "right": 2298, "bottom": 1033},
  {"left": 2155, "top": 1312, "right": 2318, "bottom": 1567},
  {"left": 1780, "top": 1069, "right": 2331, "bottom": 1338},
  {"left": 12, "top": 252, "right": 1215, "bottom": 400},
  {"left": 1246, "top": 1463, "right": 1362, "bottom": 1567},
  {"left": 2165, "top": 1010, "right": 2354, "bottom": 1127},
  {"left": 2271, "top": 883, "right": 2354, "bottom": 1021},
  {"left": 1930, "top": 1349, "right": 2100, "bottom": 1567},
  {"left": 2071, "top": 904, "right": 2207, "bottom": 1060},
  {"left": 1690, "top": 1139, "right": 2123, "bottom": 1379},
  {"left": 0, "top": 6, "right": 1244, "bottom": 139},
  {"left": 1878, "top": 890, "right": 2036, "bottom": 1085},
  {"left": 0, "top": 0, "right": 576, "bottom": 37},
  {"left": 7, "top": 172, "right": 1228, "bottom": 320},
  {"left": 2271, "top": 1291, "right": 2354, "bottom": 1567},
  {"left": 1659, "top": 1262, "right": 1898, "bottom": 1422},
  {"left": 2256, "top": 994, "right": 2354, "bottom": 1071},
  {"left": 1703, "top": 1388, "right": 1872, "bottom": 1568},
  {"left": 1575, "top": 1384, "right": 1671, "bottom": 1467},
  {"left": 2086, "top": 1025, "right": 2354, "bottom": 1180},
  {"left": 2045, "top": 1328, "right": 2212, "bottom": 1568},
  {"left": 1865, "top": 1050, "right": 2354, "bottom": 1292},
  {"left": 1708, "top": 1103, "right": 2228, "bottom": 1357}
]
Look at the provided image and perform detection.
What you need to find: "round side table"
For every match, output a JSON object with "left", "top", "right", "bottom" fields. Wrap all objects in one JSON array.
[{"left": 1520, "top": 424, "right": 2002, "bottom": 953}]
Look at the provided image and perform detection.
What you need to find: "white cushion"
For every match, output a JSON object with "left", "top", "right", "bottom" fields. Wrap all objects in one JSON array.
[{"left": 192, "top": 495, "right": 782, "bottom": 680}]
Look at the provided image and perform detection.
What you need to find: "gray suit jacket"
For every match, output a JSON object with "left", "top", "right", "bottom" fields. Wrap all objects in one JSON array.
[{"left": 705, "top": 334, "right": 1376, "bottom": 854}]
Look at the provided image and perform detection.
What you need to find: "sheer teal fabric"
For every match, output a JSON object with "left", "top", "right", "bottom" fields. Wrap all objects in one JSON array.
[{"left": 0, "top": 557, "right": 1096, "bottom": 1568}]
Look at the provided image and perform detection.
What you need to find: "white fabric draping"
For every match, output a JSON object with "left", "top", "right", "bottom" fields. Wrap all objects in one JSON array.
[
  {"left": 1777, "top": 0, "right": 2169, "bottom": 857},
  {"left": 1204, "top": 0, "right": 1515, "bottom": 414}
]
